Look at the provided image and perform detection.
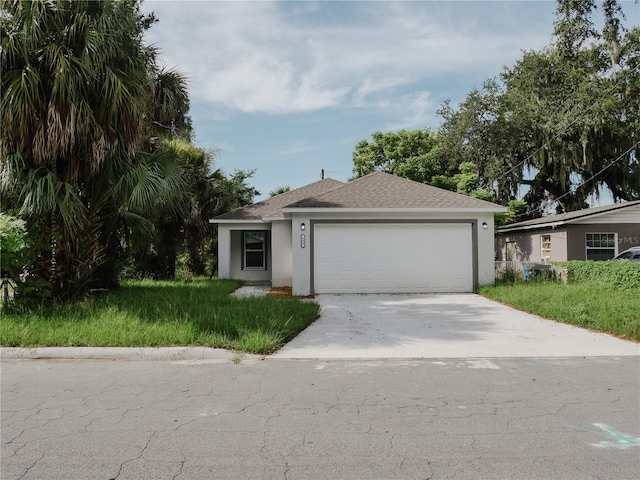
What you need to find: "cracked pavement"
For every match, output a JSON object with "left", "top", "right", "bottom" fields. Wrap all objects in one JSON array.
[{"left": 2, "top": 356, "right": 639, "bottom": 479}]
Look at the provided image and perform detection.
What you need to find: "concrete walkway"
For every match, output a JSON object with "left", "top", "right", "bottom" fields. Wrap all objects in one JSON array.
[
  {"left": 229, "top": 285, "right": 270, "bottom": 298},
  {"left": 273, "top": 294, "right": 640, "bottom": 359}
]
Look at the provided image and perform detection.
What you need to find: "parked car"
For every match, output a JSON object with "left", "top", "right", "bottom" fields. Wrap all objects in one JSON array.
[{"left": 613, "top": 246, "right": 640, "bottom": 262}]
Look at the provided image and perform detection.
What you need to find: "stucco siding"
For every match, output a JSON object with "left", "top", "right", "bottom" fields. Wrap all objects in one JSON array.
[
  {"left": 566, "top": 223, "right": 640, "bottom": 260},
  {"left": 550, "top": 231, "right": 568, "bottom": 261},
  {"left": 497, "top": 222, "right": 638, "bottom": 262},
  {"left": 271, "top": 221, "right": 292, "bottom": 287},
  {"left": 495, "top": 229, "right": 568, "bottom": 262},
  {"left": 217, "top": 225, "right": 232, "bottom": 279},
  {"left": 476, "top": 213, "right": 497, "bottom": 286}
]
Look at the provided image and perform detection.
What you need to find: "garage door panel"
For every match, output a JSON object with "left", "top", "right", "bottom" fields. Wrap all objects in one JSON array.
[{"left": 313, "top": 223, "right": 473, "bottom": 294}]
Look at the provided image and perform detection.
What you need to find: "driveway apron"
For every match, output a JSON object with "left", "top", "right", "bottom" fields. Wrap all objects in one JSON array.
[{"left": 273, "top": 294, "right": 640, "bottom": 359}]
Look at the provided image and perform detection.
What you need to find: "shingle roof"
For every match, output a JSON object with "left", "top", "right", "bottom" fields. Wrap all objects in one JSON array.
[
  {"left": 284, "top": 172, "right": 503, "bottom": 210},
  {"left": 213, "top": 178, "right": 344, "bottom": 220},
  {"left": 213, "top": 172, "right": 504, "bottom": 222},
  {"left": 498, "top": 199, "right": 640, "bottom": 232}
]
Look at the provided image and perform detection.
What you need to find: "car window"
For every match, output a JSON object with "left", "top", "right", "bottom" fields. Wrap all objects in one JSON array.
[{"left": 617, "top": 251, "right": 633, "bottom": 259}]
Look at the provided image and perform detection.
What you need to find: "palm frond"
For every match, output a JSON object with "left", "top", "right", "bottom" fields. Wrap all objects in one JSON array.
[{"left": 19, "top": 167, "right": 86, "bottom": 234}]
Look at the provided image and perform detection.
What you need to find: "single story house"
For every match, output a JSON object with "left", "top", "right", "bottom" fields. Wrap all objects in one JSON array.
[
  {"left": 495, "top": 200, "right": 640, "bottom": 263},
  {"left": 211, "top": 172, "right": 505, "bottom": 296}
]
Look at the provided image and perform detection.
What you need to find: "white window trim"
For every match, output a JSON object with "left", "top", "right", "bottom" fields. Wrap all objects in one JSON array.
[
  {"left": 243, "top": 231, "right": 267, "bottom": 270},
  {"left": 540, "top": 234, "right": 551, "bottom": 262},
  {"left": 585, "top": 232, "right": 618, "bottom": 260}
]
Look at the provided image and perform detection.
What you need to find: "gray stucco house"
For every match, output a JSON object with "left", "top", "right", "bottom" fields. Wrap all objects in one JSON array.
[
  {"left": 211, "top": 172, "right": 505, "bottom": 295},
  {"left": 495, "top": 200, "right": 640, "bottom": 263}
]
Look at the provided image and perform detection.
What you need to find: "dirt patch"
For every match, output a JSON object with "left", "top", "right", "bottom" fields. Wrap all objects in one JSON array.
[{"left": 268, "top": 287, "right": 314, "bottom": 299}]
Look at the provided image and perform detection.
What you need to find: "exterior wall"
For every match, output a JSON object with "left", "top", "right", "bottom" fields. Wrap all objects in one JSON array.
[
  {"left": 476, "top": 213, "right": 497, "bottom": 286},
  {"left": 219, "top": 223, "right": 272, "bottom": 283},
  {"left": 291, "top": 215, "right": 311, "bottom": 296},
  {"left": 217, "top": 225, "right": 232, "bottom": 279},
  {"left": 495, "top": 229, "right": 568, "bottom": 262},
  {"left": 496, "top": 222, "right": 639, "bottom": 262},
  {"left": 290, "top": 211, "right": 497, "bottom": 296},
  {"left": 271, "top": 220, "right": 293, "bottom": 287},
  {"left": 566, "top": 223, "right": 640, "bottom": 260}
]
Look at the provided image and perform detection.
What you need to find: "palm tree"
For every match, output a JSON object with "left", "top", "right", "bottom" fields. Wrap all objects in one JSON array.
[{"left": 1, "top": 0, "right": 188, "bottom": 300}]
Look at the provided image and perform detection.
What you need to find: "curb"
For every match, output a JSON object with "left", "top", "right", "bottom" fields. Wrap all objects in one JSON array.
[{"left": 0, "top": 347, "right": 263, "bottom": 363}]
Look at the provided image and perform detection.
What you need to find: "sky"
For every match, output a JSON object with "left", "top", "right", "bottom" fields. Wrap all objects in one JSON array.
[{"left": 141, "top": 0, "right": 639, "bottom": 201}]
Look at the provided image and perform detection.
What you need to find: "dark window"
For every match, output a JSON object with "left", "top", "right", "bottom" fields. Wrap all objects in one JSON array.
[
  {"left": 585, "top": 233, "right": 616, "bottom": 260},
  {"left": 243, "top": 232, "right": 266, "bottom": 269}
]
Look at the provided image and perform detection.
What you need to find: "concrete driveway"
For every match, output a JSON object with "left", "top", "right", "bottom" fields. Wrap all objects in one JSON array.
[{"left": 273, "top": 294, "right": 640, "bottom": 359}]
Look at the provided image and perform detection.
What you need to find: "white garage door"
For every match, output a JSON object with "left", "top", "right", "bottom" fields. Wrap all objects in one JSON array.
[{"left": 313, "top": 223, "right": 473, "bottom": 294}]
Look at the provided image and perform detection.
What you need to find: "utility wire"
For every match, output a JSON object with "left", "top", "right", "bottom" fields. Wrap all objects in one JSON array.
[
  {"left": 511, "top": 141, "right": 639, "bottom": 221},
  {"left": 495, "top": 62, "right": 639, "bottom": 188},
  {"left": 550, "top": 141, "right": 639, "bottom": 208},
  {"left": 490, "top": 60, "right": 640, "bottom": 221}
]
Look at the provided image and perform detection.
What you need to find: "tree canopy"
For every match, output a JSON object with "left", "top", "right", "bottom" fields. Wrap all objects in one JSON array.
[
  {"left": 438, "top": 0, "right": 639, "bottom": 215},
  {"left": 0, "top": 0, "right": 257, "bottom": 302},
  {"left": 352, "top": 0, "right": 639, "bottom": 219}
]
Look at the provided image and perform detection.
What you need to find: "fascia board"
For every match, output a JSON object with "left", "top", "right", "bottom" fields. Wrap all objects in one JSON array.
[
  {"left": 498, "top": 203, "right": 640, "bottom": 233},
  {"left": 281, "top": 207, "right": 506, "bottom": 214},
  {"left": 208, "top": 219, "right": 265, "bottom": 224},
  {"left": 497, "top": 221, "right": 566, "bottom": 233}
]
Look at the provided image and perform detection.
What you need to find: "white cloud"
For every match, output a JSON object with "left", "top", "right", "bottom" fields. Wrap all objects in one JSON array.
[
  {"left": 143, "top": 1, "right": 552, "bottom": 116},
  {"left": 276, "top": 140, "right": 318, "bottom": 156},
  {"left": 384, "top": 91, "right": 435, "bottom": 131}
]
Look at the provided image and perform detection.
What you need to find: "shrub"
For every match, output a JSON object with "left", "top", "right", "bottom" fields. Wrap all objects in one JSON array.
[
  {"left": 0, "top": 213, "right": 28, "bottom": 275},
  {"left": 555, "top": 261, "right": 640, "bottom": 290}
]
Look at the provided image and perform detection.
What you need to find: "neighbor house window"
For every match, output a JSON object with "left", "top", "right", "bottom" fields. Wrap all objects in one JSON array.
[
  {"left": 243, "top": 231, "right": 266, "bottom": 269},
  {"left": 541, "top": 235, "right": 551, "bottom": 261},
  {"left": 585, "top": 233, "right": 616, "bottom": 260}
]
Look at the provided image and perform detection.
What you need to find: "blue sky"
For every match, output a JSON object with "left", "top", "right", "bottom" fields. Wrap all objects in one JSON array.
[{"left": 142, "top": 1, "right": 638, "bottom": 201}]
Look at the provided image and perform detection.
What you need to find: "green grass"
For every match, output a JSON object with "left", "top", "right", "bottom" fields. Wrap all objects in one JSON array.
[
  {"left": 480, "top": 282, "right": 640, "bottom": 342},
  {"left": 0, "top": 279, "right": 320, "bottom": 354}
]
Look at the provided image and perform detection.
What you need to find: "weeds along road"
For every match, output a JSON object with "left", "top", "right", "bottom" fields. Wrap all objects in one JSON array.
[{"left": 2, "top": 356, "right": 639, "bottom": 480}]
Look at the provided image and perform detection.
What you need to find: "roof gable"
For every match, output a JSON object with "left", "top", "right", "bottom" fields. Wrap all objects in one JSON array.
[
  {"left": 284, "top": 172, "right": 503, "bottom": 210},
  {"left": 498, "top": 200, "right": 640, "bottom": 232},
  {"left": 213, "top": 172, "right": 505, "bottom": 222},
  {"left": 213, "top": 178, "right": 343, "bottom": 221}
]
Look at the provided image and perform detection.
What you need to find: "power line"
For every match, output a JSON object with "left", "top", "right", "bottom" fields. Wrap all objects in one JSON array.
[
  {"left": 495, "top": 62, "right": 640, "bottom": 189},
  {"left": 553, "top": 141, "right": 639, "bottom": 207},
  {"left": 513, "top": 141, "right": 639, "bottom": 220}
]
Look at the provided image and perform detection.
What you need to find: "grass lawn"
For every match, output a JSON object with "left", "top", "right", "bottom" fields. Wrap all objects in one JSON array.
[
  {"left": 480, "top": 282, "right": 640, "bottom": 342},
  {"left": 1, "top": 279, "right": 320, "bottom": 354}
]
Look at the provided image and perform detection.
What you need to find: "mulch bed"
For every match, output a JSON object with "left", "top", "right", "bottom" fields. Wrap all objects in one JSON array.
[{"left": 267, "top": 287, "right": 314, "bottom": 299}]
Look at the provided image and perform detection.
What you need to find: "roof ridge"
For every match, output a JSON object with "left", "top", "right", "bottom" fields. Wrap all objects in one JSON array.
[
  {"left": 283, "top": 171, "right": 504, "bottom": 210},
  {"left": 213, "top": 177, "right": 344, "bottom": 221},
  {"left": 257, "top": 177, "right": 343, "bottom": 204}
]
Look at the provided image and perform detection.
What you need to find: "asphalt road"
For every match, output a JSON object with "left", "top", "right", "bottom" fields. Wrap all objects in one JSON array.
[{"left": 2, "top": 356, "right": 639, "bottom": 480}]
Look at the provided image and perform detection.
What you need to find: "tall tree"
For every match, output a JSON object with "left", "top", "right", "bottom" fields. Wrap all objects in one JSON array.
[
  {"left": 130, "top": 140, "right": 242, "bottom": 279},
  {"left": 352, "top": 129, "right": 448, "bottom": 184},
  {"left": 437, "top": 0, "right": 639, "bottom": 216},
  {"left": 0, "top": 0, "right": 188, "bottom": 300}
]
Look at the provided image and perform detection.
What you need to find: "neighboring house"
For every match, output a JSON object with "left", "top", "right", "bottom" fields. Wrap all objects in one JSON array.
[
  {"left": 211, "top": 172, "right": 505, "bottom": 296},
  {"left": 495, "top": 200, "right": 640, "bottom": 263}
]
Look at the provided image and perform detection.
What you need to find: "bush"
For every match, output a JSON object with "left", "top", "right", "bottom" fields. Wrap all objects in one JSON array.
[
  {"left": 555, "top": 260, "right": 640, "bottom": 290},
  {"left": 0, "top": 213, "right": 27, "bottom": 274}
]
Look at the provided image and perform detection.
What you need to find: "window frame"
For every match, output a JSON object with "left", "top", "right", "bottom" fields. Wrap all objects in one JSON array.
[
  {"left": 540, "top": 234, "right": 551, "bottom": 262},
  {"left": 242, "top": 231, "right": 267, "bottom": 270},
  {"left": 585, "top": 232, "right": 617, "bottom": 261}
]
